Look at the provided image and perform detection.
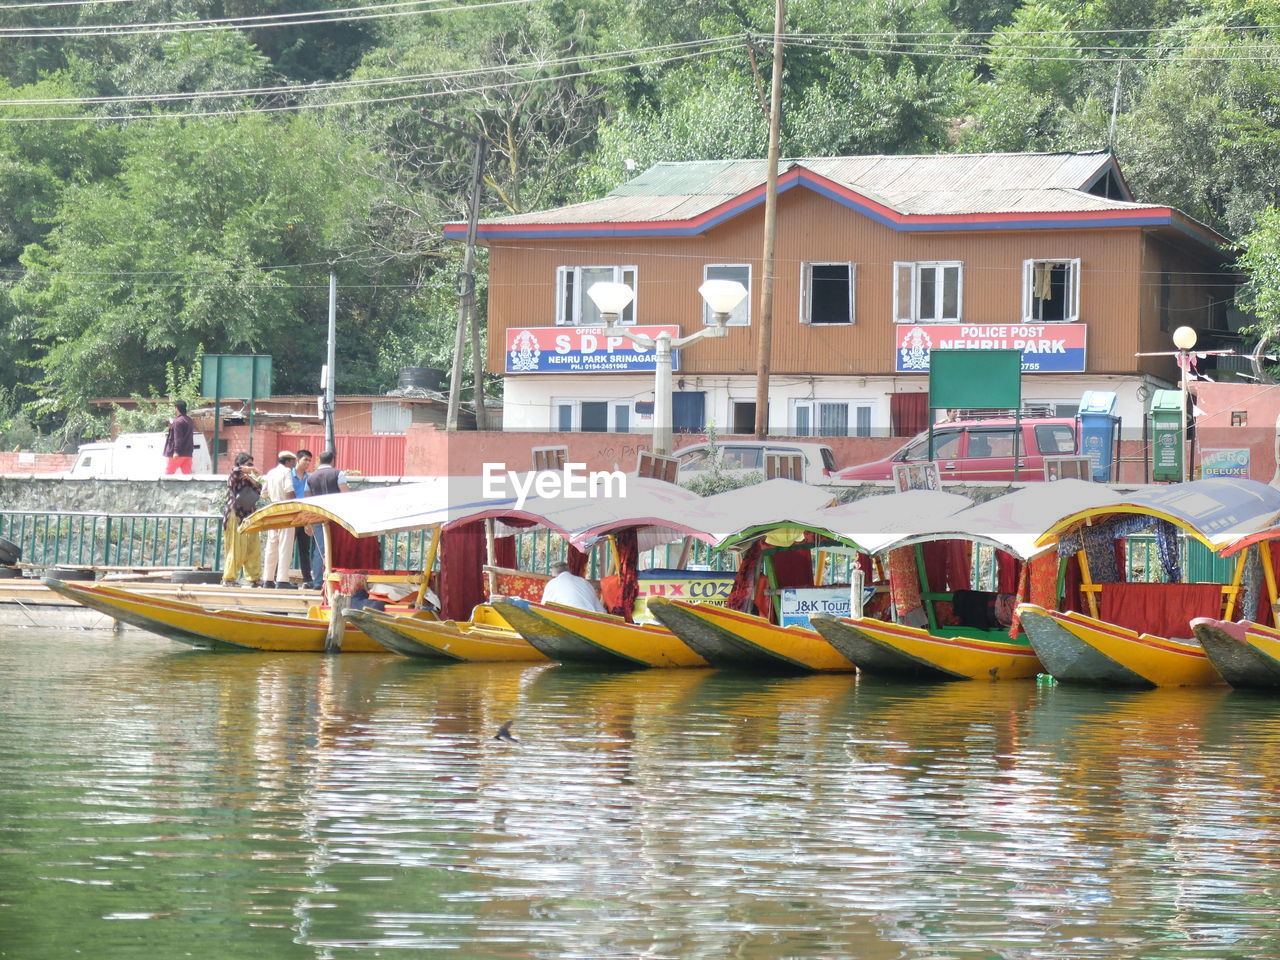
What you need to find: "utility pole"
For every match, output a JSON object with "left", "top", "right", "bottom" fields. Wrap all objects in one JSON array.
[
  {"left": 754, "top": 0, "right": 784, "bottom": 439},
  {"left": 324, "top": 268, "right": 337, "bottom": 454},
  {"left": 445, "top": 127, "right": 488, "bottom": 431}
]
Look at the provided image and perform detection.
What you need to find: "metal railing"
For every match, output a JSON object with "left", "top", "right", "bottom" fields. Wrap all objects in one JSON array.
[{"left": 0, "top": 510, "right": 224, "bottom": 569}]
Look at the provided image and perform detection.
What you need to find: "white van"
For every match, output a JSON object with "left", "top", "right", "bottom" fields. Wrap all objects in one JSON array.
[{"left": 68, "top": 432, "right": 213, "bottom": 478}]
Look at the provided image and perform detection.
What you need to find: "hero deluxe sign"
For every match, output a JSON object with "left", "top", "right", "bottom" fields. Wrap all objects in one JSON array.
[
  {"left": 506, "top": 325, "right": 682, "bottom": 374},
  {"left": 896, "top": 323, "right": 1087, "bottom": 374}
]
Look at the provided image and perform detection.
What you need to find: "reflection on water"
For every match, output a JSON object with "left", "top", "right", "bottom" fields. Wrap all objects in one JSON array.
[{"left": 6, "top": 627, "right": 1280, "bottom": 958}]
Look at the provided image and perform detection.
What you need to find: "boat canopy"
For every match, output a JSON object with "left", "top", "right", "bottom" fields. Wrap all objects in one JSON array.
[
  {"left": 867, "top": 480, "right": 1128, "bottom": 560},
  {"left": 1034, "top": 477, "right": 1280, "bottom": 550}
]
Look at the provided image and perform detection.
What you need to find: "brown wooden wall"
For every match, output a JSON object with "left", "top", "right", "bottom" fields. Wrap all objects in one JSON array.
[{"left": 486, "top": 186, "right": 1227, "bottom": 380}]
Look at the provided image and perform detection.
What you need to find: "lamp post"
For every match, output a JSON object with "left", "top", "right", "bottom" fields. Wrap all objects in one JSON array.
[
  {"left": 586, "top": 279, "right": 748, "bottom": 455},
  {"left": 1172, "top": 325, "right": 1197, "bottom": 482}
]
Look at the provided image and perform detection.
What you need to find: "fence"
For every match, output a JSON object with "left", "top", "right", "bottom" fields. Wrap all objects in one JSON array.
[{"left": 0, "top": 511, "right": 225, "bottom": 569}]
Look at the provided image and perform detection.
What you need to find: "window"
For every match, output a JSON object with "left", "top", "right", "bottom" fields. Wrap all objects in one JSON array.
[
  {"left": 901, "top": 428, "right": 963, "bottom": 461},
  {"left": 703, "top": 264, "right": 751, "bottom": 326},
  {"left": 801, "top": 262, "right": 855, "bottom": 324},
  {"left": 967, "top": 428, "right": 1021, "bottom": 458},
  {"left": 794, "top": 400, "right": 872, "bottom": 437},
  {"left": 894, "top": 262, "right": 962, "bottom": 322},
  {"left": 1022, "top": 259, "right": 1080, "bottom": 322},
  {"left": 1035, "top": 424, "right": 1077, "bottom": 455},
  {"left": 552, "top": 399, "right": 634, "bottom": 432},
  {"left": 556, "top": 265, "right": 637, "bottom": 325}
]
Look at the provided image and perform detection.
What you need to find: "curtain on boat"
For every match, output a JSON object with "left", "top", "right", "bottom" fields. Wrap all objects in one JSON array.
[
  {"left": 439, "top": 523, "right": 485, "bottom": 621},
  {"left": 1099, "top": 582, "right": 1223, "bottom": 638},
  {"left": 566, "top": 544, "right": 590, "bottom": 577},
  {"left": 611, "top": 529, "right": 639, "bottom": 622},
  {"left": 330, "top": 522, "right": 383, "bottom": 571},
  {"left": 727, "top": 541, "right": 763, "bottom": 613}
]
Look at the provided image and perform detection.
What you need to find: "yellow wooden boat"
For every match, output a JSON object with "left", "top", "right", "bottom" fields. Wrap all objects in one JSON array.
[
  {"left": 810, "top": 614, "right": 1042, "bottom": 681},
  {"left": 1016, "top": 603, "right": 1222, "bottom": 687},
  {"left": 344, "top": 606, "right": 548, "bottom": 663},
  {"left": 43, "top": 577, "right": 383, "bottom": 652},
  {"left": 491, "top": 598, "right": 706, "bottom": 668},
  {"left": 646, "top": 598, "right": 854, "bottom": 672}
]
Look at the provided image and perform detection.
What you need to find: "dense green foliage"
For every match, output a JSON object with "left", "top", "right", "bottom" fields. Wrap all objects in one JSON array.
[{"left": 2, "top": 0, "right": 1280, "bottom": 443}]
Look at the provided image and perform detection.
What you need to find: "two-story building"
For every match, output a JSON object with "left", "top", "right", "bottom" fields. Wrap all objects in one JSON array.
[{"left": 448, "top": 151, "right": 1236, "bottom": 440}]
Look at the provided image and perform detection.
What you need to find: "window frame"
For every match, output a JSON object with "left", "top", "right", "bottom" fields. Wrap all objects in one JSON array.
[
  {"left": 552, "top": 398, "right": 636, "bottom": 433},
  {"left": 793, "top": 399, "right": 873, "bottom": 438},
  {"left": 893, "top": 261, "right": 963, "bottom": 323},
  {"left": 1021, "top": 258, "right": 1081, "bottom": 323},
  {"left": 800, "top": 261, "right": 856, "bottom": 325},
  {"left": 555, "top": 265, "right": 638, "bottom": 326},
  {"left": 702, "top": 263, "right": 751, "bottom": 326}
]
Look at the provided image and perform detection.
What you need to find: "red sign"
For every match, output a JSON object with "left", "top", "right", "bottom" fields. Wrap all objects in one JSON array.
[
  {"left": 896, "top": 323, "right": 1087, "bottom": 373},
  {"left": 506, "top": 325, "right": 682, "bottom": 374}
]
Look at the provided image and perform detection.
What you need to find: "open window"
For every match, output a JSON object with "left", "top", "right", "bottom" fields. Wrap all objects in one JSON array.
[
  {"left": 801, "top": 262, "right": 855, "bottom": 324},
  {"left": 556, "top": 265, "right": 637, "bottom": 325},
  {"left": 1022, "top": 259, "right": 1080, "bottom": 322},
  {"left": 894, "top": 262, "right": 962, "bottom": 322}
]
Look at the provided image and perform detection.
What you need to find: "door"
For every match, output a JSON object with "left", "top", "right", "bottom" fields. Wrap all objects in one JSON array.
[
  {"left": 672, "top": 391, "right": 706, "bottom": 435},
  {"left": 956, "top": 427, "right": 1022, "bottom": 481},
  {"left": 897, "top": 428, "right": 964, "bottom": 480}
]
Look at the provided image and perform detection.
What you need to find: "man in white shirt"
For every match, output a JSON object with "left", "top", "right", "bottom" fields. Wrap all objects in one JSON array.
[
  {"left": 261, "top": 450, "right": 297, "bottom": 588},
  {"left": 541, "top": 561, "right": 605, "bottom": 613}
]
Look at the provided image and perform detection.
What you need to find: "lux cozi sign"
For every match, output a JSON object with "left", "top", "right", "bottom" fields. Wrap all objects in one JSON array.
[
  {"left": 506, "top": 325, "right": 682, "bottom": 374},
  {"left": 897, "top": 323, "right": 1087, "bottom": 373}
]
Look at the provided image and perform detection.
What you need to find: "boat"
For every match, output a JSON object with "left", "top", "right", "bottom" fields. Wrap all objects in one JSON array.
[
  {"left": 646, "top": 599, "right": 854, "bottom": 672},
  {"left": 810, "top": 614, "right": 1042, "bottom": 681},
  {"left": 491, "top": 598, "right": 706, "bottom": 668},
  {"left": 1016, "top": 605, "right": 1220, "bottom": 687},
  {"left": 1017, "top": 478, "right": 1280, "bottom": 687},
  {"left": 344, "top": 605, "right": 548, "bottom": 663},
  {"left": 43, "top": 577, "right": 383, "bottom": 652},
  {"left": 1189, "top": 618, "right": 1280, "bottom": 689}
]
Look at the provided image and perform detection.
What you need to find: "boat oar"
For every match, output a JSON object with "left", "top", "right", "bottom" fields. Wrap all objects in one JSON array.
[{"left": 325, "top": 593, "right": 347, "bottom": 654}]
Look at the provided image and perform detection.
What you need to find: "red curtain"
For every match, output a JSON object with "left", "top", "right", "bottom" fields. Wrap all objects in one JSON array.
[
  {"left": 1099, "top": 582, "right": 1224, "bottom": 638},
  {"left": 330, "top": 523, "right": 383, "bottom": 571},
  {"left": 439, "top": 523, "right": 486, "bottom": 621},
  {"left": 770, "top": 547, "right": 813, "bottom": 590},
  {"left": 890, "top": 391, "right": 928, "bottom": 436},
  {"left": 493, "top": 535, "right": 517, "bottom": 569},
  {"left": 996, "top": 551, "right": 1021, "bottom": 594},
  {"left": 727, "top": 541, "right": 763, "bottom": 612},
  {"left": 610, "top": 529, "right": 639, "bottom": 622},
  {"left": 566, "top": 543, "right": 590, "bottom": 577}
]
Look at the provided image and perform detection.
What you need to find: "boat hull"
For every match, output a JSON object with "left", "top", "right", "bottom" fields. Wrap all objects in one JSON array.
[
  {"left": 43, "top": 578, "right": 380, "bottom": 652},
  {"left": 491, "top": 598, "right": 703, "bottom": 667},
  {"left": 1016, "top": 604, "right": 1222, "bottom": 687},
  {"left": 647, "top": 599, "right": 854, "bottom": 672},
  {"left": 810, "top": 615, "right": 1041, "bottom": 681},
  {"left": 1192, "top": 619, "right": 1280, "bottom": 689},
  {"left": 345, "top": 608, "right": 547, "bottom": 662}
]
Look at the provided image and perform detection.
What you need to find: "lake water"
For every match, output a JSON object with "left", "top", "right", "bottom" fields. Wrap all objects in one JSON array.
[{"left": 5, "top": 625, "right": 1280, "bottom": 959}]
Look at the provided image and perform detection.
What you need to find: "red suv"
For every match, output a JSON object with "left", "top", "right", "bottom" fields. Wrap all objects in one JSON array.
[{"left": 836, "top": 417, "right": 1079, "bottom": 482}]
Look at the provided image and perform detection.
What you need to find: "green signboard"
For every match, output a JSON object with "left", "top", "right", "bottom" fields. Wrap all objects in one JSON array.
[
  {"left": 201, "top": 355, "right": 272, "bottom": 400},
  {"left": 1150, "top": 389, "right": 1184, "bottom": 481},
  {"left": 927, "top": 349, "right": 1022, "bottom": 411}
]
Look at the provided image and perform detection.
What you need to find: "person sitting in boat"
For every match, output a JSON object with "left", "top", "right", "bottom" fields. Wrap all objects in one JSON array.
[{"left": 541, "top": 561, "right": 606, "bottom": 613}]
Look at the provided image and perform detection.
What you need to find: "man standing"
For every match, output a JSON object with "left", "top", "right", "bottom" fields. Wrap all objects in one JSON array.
[
  {"left": 541, "top": 561, "right": 606, "bottom": 613},
  {"left": 163, "top": 400, "right": 195, "bottom": 475},
  {"left": 221, "top": 452, "right": 262, "bottom": 587},
  {"left": 262, "top": 450, "right": 297, "bottom": 588},
  {"left": 304, "top": 449, "right": 350, "bottom": 586},
  {"left": 291, "top": 449, "right": 316, "bottom": 588}
]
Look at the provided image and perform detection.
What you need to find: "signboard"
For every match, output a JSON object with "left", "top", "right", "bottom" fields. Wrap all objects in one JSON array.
[
  {"left": 779, "top": 587, "right": 851, "bottom": 628},
  {"left": 893, "top": 461, "right": 941, "bottom": 491},
  {"left": 506, "top": 326, "right": 681, "bottom": 374},
  {"left": 928, "top": 349, "right": 1022, "bottom": 410},
  {"left": 201, "top": 354, "right": 272, "bottom": 398},
  {"left": 897, "top": 323, "right": 1087, "bottom": 373},
  {"left": 632, "top": 573, "right": 734, "bottom": 622},
  {"left": 1201, "top": 448, "right": 1251, "bottom": 478}
]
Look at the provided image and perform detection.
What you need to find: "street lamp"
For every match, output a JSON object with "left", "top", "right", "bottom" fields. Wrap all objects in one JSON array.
[
  {"left": 1172, "top": 325, "right": 1197, "bottom": 482},
  {"left": 587, "top": 279, "right": 748, "bottom": 455}
]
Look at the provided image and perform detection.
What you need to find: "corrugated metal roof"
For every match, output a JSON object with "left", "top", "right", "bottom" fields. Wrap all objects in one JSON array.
[{"left": 477, "top": 151, "right": 1158, "bottom": 225}]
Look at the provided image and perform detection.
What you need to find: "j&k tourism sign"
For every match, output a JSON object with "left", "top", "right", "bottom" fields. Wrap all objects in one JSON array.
[
  {"left": 506, "top": 325, "right": 682, "bottom": 374},
  {"left": 896, "top": 323, "right": 1087, "bottom": 373}
]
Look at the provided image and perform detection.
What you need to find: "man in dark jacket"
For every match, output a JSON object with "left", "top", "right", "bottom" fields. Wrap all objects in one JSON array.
[{"left": 163, "top": 400, "right": 195, "bottom": 474}]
